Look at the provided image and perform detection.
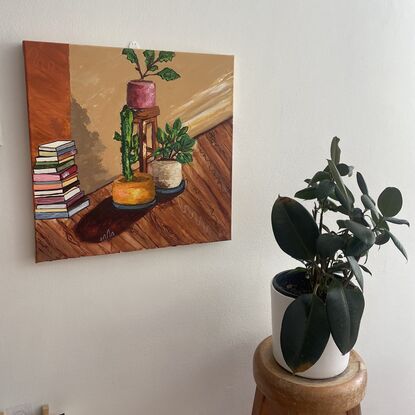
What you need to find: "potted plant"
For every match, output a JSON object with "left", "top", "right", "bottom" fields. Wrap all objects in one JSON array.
[
  {"left": 271, "top": 137, "right": 409, "bottom": 379},
  {"left": 112, "top": 105, "right": 156, "bottom": 208},
  {"left": 122, "top": 48, "right": 180, "bottom": 109},
  {"left": 150, "top": 118, "right": 196, "bottom": 192}
]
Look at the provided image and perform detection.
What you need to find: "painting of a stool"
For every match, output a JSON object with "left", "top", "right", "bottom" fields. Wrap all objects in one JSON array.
[{"left": 252, "top": 337, "right": 367, "bottom": 415}]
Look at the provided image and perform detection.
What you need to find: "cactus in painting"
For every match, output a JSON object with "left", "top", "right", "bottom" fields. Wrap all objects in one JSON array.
[{"left": 113, "top": 105, "right": 139, "bottom": 181}]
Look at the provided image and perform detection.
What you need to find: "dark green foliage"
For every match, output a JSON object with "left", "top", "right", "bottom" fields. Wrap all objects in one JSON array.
[
  {"left": 326, "top": 279, "right": 365, "bottom": 355},
  {"left": 154, "top": 118, "right": 195, "bottom": 164},
  {"left": 271, "top": 197, "right": 319, "bottom": 261},
  {"left": 122, "top": 48, "right": 180, "bottom": 82},
  {"left": 316, "top": 233, "right": 345, "bottom": 258},
  {"left": 281, "top": 294, "right": 330, "bottom": 373},
  {"left": 157, "top": 67, "right": 180, "bottom": 81},
  {"left": 378, "top": 187, "right": 403, "bottom": 217},
  {"left": 113, "top": 105, "right": 139, "bottom": 181},
  {"left": 273, "top": 137, "right": 409, "bottom": 372}
]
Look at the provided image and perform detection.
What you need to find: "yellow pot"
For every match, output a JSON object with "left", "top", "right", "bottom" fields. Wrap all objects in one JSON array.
[{"left": 112, "top": 172, "right": 155, "bottom": 205}]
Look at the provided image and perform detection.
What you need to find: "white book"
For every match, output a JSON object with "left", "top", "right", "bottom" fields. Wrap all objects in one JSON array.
[
  {"left": 34, "top": 186, "right": 81, "bottom": 200},
  {"left": 39, "top": 140, "right": 74, "bottom": 152}
]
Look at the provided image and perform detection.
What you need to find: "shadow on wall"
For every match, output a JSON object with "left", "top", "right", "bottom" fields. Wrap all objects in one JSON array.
[{"left": 71, "top": 97, "right": 108, "bottom": 194}]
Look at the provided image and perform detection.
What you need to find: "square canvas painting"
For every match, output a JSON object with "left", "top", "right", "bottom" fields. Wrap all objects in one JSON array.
[{"left": 23, "top": 41, "right": 233, "bottom": 262}]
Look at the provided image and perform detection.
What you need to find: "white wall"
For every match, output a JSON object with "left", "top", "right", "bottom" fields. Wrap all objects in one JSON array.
[{"left": 0, "top": 0, "right": 414, "bottom": 413}]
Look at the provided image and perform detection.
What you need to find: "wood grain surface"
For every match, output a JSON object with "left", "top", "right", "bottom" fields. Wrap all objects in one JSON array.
[
  {"left": 23, "top": 41, "right": 71, "bottom": 163},
  {"left": 252, "top": 337, "right": 367, "bottom": 415},
  {"left": 34, "top": 119, "right": 233, "bottom": 262}
]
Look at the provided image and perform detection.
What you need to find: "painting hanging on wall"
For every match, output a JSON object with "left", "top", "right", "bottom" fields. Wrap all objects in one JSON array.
[{"left": 23, "top": 41, "right": 234, "bottom": 262}]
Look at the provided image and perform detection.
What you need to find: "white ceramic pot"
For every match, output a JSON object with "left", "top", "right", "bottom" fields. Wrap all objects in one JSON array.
[
  {"left": 150, "top": 160, "right": 182, "bottom": 189},
  {"left": 271, "top": 271, "right": 350, "bottom": 379}
]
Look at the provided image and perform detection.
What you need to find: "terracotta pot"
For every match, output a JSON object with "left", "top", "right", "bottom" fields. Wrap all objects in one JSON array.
[
  {"left": 149, "top": 160, "right": 183, "bottom": 189},
  {"left": 127, "top": 80, "right": 156, "bottom": 109},
  {"left": 112, "top": 172, "right": 155, "bottom": 205},
  {"left": 271, "top": 270, "right": 350, "bottom": 379}
]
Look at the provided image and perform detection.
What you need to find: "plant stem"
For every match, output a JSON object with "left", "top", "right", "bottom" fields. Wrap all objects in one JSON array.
[
  {"left": 141, "top": 57, "right": 160, "bottom": 79},
  {"left": 319, "top": 202, "right": 324, "bottom": 233},
  {"left": 135, "top": 60, "right": 144, "bottom": 80}
]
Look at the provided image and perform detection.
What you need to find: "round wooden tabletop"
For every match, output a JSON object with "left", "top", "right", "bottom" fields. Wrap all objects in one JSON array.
[{"left": 253, "top": 337, "right": 367, "bottom": 414}]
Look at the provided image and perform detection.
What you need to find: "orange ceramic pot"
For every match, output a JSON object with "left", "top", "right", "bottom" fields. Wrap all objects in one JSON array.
[{"left": 112, "top": 172, "right": 155, "bottom": 205}]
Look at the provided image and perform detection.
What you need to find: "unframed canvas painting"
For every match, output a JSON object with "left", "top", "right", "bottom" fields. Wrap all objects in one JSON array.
[{"left": 23, "top": 41, "right": 234, "bottom": 262}]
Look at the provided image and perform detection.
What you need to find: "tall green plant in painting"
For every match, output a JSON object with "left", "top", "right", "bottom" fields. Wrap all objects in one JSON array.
[{"left": 113, "top": 105, "right": 139, "bottom": 181}]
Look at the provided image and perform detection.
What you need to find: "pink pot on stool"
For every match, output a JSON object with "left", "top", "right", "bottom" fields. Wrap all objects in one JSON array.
[{"left": 127, "top": 80, "right": 156, "bottom": 109}]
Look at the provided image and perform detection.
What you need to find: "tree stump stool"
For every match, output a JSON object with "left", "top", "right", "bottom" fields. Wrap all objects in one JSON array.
[
  {"left": 132, "top": 106, "right": 160, "bottom": 173},
  {"left": 252, "top": 337, "right": 367, "bottom": 415}
]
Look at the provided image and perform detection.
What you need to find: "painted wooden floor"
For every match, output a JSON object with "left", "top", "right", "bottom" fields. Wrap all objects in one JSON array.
[{"left": 34, "top": 118, "right": 233, "bottom": 262}]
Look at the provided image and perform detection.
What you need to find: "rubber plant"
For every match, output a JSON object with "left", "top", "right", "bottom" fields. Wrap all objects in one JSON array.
[
  {"left": 272, "top": 137, "right": 409, "bottom": 373},
  {"left": 154, "top": 118, "right": 196, "bottom": 164},
  {"left": 122, "top": 49, "right": 180, "bottom": 81},
  {"left": 113, "top": 105, "right": 139, "bottom": 181}
]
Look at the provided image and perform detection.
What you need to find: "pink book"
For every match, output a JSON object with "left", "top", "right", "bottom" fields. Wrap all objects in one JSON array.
[{"left": 33, "top": 165, "right": 77, "bottom": 182}]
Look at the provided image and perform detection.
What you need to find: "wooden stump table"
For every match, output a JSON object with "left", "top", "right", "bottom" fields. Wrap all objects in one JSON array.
[{"left": 252, "top": 337, "right": 367, "bottom": 415}]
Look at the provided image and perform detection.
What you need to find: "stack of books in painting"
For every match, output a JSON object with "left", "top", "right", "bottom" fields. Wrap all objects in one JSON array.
[{"left": 32, "top": 140, "right": 90, "bottom": 220}]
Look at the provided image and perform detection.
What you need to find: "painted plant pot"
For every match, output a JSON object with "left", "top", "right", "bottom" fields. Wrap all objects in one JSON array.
[
  {"left": 150, "top": 160, "right": 183, "bottom": 189},
  {"left": 112, "top": 172, "right": 155, "bottom": 206},
  {"left": 271, "top": 270, "right": 350, "bottom": 380},
  {"left": 127, "top": 80, "right": 156, "bottom": 109}
]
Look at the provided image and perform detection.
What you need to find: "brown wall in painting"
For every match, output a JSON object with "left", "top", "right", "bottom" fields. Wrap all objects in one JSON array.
[
  {"left": 23, "top": 41, "right": 71, "bottom": 163},
  {"left": 69, "top": 45, "right": 233, "bottom": 194}
]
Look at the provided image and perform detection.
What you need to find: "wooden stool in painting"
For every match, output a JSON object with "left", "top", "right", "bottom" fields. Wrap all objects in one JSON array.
[
  {"left": 252, "top": 337, "right": 367, "bottom": 415},
  {"left": 132, "top": 106, "right": 160, "bottom": 172}
]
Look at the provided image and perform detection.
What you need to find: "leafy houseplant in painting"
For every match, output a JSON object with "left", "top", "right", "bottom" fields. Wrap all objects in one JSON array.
[
  {"left": 271, "top": 138, "right": 409, "bottom": 379},
  {"left": 122, "top": 49, "right": 180, "bottom": 109},
  {"left": 112, "top": 105, "right": 156, "bottom": 209},
  {"left": 150, "top": 118, "right": 196, "bottom": 192}
]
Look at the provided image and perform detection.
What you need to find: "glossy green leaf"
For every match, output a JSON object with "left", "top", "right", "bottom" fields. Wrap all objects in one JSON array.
[
  {"left": 158, "top": 51, "right": 175, "bottom": 62},
  {"left": 180, "top": 136, "right": 196, "bottom": 152},
  {"left": 295, "top": 187, "right": 317, "bottom": 200},
  {"left": 309, "top": 171, "right": 331, "bottom": 185},
  {"left": 156, "top": 128, "right": 166, "bottom": 144},
  {"left": 361, "top": 194, "right": 380, "bottom": 222},
  {"left": 341, "top": 220, "right": 375, "bottom": 246},
  {"left": 344, "top": 237, "right": 371, "bottom": 257},
  {"left": 176, "top": 152, "right": 193, "bottom": 164},
  {"left": 122, "top": 48, "right": 138, "bottom": 64},
  {"left": 330, "top": 137, "right": 341, "bottom": 165},
  {"left": 271, "top": 197, "right": 319, "bottom": 261},
  {"left": 360, "top": 265, "right": 372, "bottom": 275},
  {"left": 350, "top": 208, "right": 370, "bottom": 227},
  {"left": 378, "top": 187, "right": 403, "bottom": 217},
  {"left": 356, "top": 172, "right": 369, "bottom": 195},
  {"left": 316, "top": 180, "right": 335, "bottom": 200},
  {"left": 384, "top": 217, "right": 410, "bottom": 227},
  {"left": 326, "top": 280, "right": 364, "bottom": 355},
  {"left": 375, "top": 231, "right": 390, "bottom": 245},
  {"left": 157, "top": 67, "right": 180, "bottom": 81},
  {"left": 316, "top": 233, "right": 345, "bottom": 258},
  {"left": 347, "top": 256, "right": 364, "bottom": 291},
  {"left": 113, "top": 132, "right": 121, "bottom": 141},
  {"left": 385, "top": 230, "right": 408, "bottom": 260},
  {"left": 337, "top": 163, "right": 353, "bottom": 177},
  {"left": 143, "top": 50, "right": 155, "bottom": 67},
  {"left": 173, "top": 118, "right": 182, "bottom": 131},
  {"left": 281, "top": 294, "right": 330, "bottom": 373},
  {"left": 178, "top": 126, "right": 189, "bottom": 136},
  {"left": 328, "top": 160, "right": 351, "bottom": 211}
]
